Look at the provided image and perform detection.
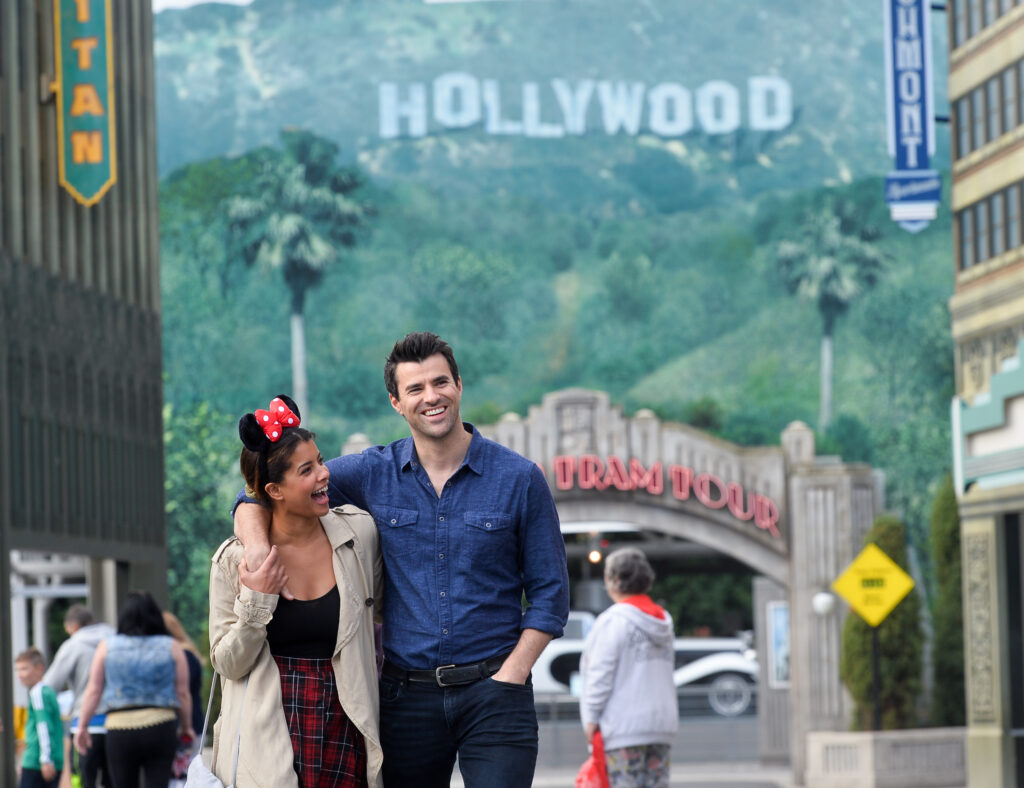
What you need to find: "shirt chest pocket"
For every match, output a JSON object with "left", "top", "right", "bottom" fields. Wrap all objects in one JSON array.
[
  {"left": 462, "top": 511, "right": 515, "bottom": 565},
  {"left": 372, "top": 506, "right": 421, "bottom": 559}
]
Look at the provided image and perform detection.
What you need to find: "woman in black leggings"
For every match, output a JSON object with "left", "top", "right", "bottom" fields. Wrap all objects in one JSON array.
[{"left": 74, "top": 592, "right": 196, "bottom": 788}]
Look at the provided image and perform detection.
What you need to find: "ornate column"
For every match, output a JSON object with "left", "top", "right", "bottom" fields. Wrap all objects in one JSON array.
[{"left": 960, "top": 498, "right": 1016, "bottom": 788}]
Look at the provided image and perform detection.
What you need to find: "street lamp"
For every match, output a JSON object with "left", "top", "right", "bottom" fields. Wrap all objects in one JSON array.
[{"left": 811, "top": 591, "right": 835, "bottom": 616}]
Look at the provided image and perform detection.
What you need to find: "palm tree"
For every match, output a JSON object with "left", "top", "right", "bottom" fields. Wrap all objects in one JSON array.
[
  {"left": 226, "top": 129, "right": 368, "bottom": 417},
  {"left": 774, "top": 209, "right": 885, "bottom": 431}
]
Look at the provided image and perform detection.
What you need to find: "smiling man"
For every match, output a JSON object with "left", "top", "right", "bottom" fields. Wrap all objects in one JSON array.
[{"left": 234, "top": 331, "right": 569, "bottom": 788}]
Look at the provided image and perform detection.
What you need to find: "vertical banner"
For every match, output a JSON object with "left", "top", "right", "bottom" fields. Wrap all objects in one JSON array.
[
  {"left": 883, "top": 0, "right": 940, "bottom": 233},
  {"left": 53, "top": 0, "right": 117, "bottom": 206}
]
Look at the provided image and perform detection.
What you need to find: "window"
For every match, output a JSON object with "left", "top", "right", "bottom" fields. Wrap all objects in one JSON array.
[
  {"left": 1001, "top": 0, "right": 1014, "bottom": 13},
  {"left": 954, "top": 0, "right": 968, "bottom": 46},
  {"left": 1004, "top": 68, "right": 1018, "bottom": 135},
  {"left": 992, "top": 192, "right": 1005, "bottom": 256},
  {"left": 985, "top": 0, "right": 998, "bottom": 25},
  {"left": 969, "top": 0, "right": 983, "bottom": 36},
  {"left": 988, "top": 78, "right": 1002, "bottom": 142},
  {"left": 1019, "top": 61, "right": 1024, "bottom": 126},
  {"left": 1007, "top": 185, "right": 1021, "bottom": 251},
  {"left": 961, "top": 209, "right": 975, "bottom": 270},
  {"left": 957, "top": 96, "right": 972, "bottom": 159},
  {"left": 973, "top": 88, "right": 987, "bottom": 150},
  {"left": 977, "top": 200, "right": 990, "bottom": 262}
]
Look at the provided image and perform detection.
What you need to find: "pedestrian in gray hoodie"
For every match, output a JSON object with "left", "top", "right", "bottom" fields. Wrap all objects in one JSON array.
[
  {"left": 580, "top": 547, "right": 678, "bottom": 788},
  {"left": 43, "top": 604, "right": 114, "bottom": 788}
]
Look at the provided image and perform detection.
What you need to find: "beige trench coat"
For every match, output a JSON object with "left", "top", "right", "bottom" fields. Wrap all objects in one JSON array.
[{"left": 208, "top": 505, "right": 383, "bottom": 788}]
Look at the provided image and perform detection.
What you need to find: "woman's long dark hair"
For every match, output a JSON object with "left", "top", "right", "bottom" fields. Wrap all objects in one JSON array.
[{"left": 117, "top": 591, "right": 170, "bottom": 637}]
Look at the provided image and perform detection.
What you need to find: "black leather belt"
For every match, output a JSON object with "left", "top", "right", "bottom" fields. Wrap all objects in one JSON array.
[{"left": 382, "top": 652, "right": 510, "bottom": 688}]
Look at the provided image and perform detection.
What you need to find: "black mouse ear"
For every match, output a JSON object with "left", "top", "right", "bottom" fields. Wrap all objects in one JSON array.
[
  {"left": 275, "top": 393, "right": 301, "bottom": 422},
  {"left": 238, "top": 413, "right": 267, "bottom": 452}
]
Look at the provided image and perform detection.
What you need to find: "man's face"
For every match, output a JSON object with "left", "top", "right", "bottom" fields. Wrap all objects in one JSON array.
[{"left": 389, "top": 353, "right": 462, "bottom": 441}]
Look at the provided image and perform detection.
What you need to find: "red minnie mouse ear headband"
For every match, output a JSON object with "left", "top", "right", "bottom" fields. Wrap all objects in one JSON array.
[
  {"left": 255, "top": 397, "right": 300, "bottom": 441},
  {"left": 239, "top": 394, "right": 302, "bottom": 452}
]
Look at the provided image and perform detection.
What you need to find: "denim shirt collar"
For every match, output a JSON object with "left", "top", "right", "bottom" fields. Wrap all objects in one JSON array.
[{"left": 398, "top": 422, "right": 484, "bottom": 476}]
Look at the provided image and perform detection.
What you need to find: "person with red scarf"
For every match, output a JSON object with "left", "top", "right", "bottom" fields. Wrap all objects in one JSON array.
[{"left": 580, "top": 547, "right": 677, "bottom": 788}]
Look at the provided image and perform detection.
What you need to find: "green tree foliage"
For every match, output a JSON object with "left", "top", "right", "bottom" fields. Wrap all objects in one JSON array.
[
  {"left": 839, "top": 515, "right": 923, "bottom": 730},
  {"left": 226, "top": 129, "right": 371, "bottom": 416},
  {"left": 164, "top": 402, "right": 237, "bottom": 643},
  {"left": 930, "top": 475, "right": 964, "bottom": 725},
  {"left": 773, "top": 206, "right": 886, "bottom": 430},
  {"left": 653, "top": 561, "right": 754, "bottom": 636}
]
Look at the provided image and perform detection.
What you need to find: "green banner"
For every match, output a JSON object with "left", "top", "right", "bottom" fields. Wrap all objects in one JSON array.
[{"left": 54, "top": 0, "right": 116, "bottom": 206}]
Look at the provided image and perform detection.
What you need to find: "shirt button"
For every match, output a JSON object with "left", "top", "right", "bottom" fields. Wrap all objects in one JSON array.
[
  {"left": 365, "top": 598, "right": 374, "bottom": 606},
  {"left": 439, "top": 553, "right": 444, "bottom": 559},
  {"left": 442, "top": 629, "right": 448, "bottom": 635},
  {"left": 390, "top": 519, "right": 397, "bottom": 524},
  {"left": 486, "top": 522, "right": 492, "bottom": 528},
  {"left": 439, "top": 516, "right": 445, "bottom": 522}
]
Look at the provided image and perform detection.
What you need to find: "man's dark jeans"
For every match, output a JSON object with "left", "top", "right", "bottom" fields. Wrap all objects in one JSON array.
[{"left": 380, "top": 673, "right": 538, "bottom": 788}]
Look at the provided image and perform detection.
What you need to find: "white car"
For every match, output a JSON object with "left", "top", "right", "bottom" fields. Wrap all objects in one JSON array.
[{"left": 532, "top": 623, "right": 758, "bottom": 717}]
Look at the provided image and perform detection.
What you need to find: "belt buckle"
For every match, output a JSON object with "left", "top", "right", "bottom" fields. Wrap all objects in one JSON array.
[{"left": 434, "top": 664, "right": 457, "bottom": 687}]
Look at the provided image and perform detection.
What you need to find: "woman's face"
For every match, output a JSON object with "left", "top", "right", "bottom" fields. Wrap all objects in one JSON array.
[{"left": 269, "top": 439, "right": 330, "bottom": 517}]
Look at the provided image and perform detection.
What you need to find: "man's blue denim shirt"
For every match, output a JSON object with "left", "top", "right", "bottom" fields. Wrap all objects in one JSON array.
[{"left": 237, "top": 423, "right": 569, "bottom": 670}]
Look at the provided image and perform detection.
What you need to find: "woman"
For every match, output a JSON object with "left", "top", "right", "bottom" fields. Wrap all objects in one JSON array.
[
  {"left": 163, "top": 611, "right": 204, "bottom": 740},
  {"left": 208, "top": 394, "right": 382, "bottom": 788},
  {"left": 73, "top": 591, "right": 195, "bottom": 788},
  {"left": 163, "top": 611, "right": 204, "bottom": 783},
  {"left": 579, "top": 547, "right": 678, "bottom": 788}
]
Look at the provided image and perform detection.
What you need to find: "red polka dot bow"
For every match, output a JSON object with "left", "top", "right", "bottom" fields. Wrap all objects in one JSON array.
[{"left": 254, "top": 398, "right": 300, "bottom": 442}]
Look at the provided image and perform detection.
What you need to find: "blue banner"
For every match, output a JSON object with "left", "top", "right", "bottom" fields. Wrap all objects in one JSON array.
[{"left": 883, "top": 0, "right": 940, "bottom": 233}]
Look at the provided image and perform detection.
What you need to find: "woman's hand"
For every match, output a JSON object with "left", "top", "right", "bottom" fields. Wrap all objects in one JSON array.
[
  {"left": 238, "top": 545, "right": 288, "bottom": 594},
  {"left": 584, "top": 722, "right": 599, "bottom": 745},
  {"left": 74, "top": 727, "right": 92, "bottom": 755}
]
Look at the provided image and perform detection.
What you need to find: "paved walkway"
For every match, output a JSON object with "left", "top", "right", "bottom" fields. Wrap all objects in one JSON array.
[{"left": 452, "top": 761, "right": 795, "bottom": 787}]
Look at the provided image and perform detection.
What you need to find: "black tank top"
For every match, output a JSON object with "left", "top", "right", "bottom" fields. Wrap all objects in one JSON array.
[{"left": 266, "top": 585, "right": 339, "bottom": 658}]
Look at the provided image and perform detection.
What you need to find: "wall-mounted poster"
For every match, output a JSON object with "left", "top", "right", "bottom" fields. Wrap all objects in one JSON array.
[{"left": 767, "top": 600, "right": 790, "bottom": 689}]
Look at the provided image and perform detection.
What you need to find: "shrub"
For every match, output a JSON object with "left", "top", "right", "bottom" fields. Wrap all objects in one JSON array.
[
  {"left": 839, "top": 514, "right": 923, "bottom": 729},
  {"left": 930, "top": 474, "right": 964, "bottom": 725}
]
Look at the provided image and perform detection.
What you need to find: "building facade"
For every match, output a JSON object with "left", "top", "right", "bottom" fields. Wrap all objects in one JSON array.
[
  {"left": 0, "top": 0, "right": 164, "bottom": 779},
  {"left": 948, "top": 2, "right": 1024, "bottom": 786}
]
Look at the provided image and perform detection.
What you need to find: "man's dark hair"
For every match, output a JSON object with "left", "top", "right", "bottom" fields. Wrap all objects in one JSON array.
[
  {"left": 384, "top": 331, "right": 460, "bottom": 400},
  {"left": 117, "top": 591, "right": 170, "bottom": 637},
  {"left": 64, "top": 604, "right": 95, "bottom": 630}
]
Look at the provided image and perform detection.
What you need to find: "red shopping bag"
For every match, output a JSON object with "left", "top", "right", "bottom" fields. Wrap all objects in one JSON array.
[{"left": 575, "top": 730, "right": 609, "bottom": 788}]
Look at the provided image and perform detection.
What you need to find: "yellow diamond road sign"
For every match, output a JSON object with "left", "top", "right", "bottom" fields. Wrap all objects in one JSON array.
[{"left": 832, "top": 543, "right": 915, "bottom": 627}]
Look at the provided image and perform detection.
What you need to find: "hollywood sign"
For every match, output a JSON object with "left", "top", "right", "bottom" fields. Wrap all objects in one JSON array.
[
  {"left": 552, "top": 455, "right": 781, "bottom": 539},
  {"left": 379, "top": 73, "right": 793, "bottom": 139}
]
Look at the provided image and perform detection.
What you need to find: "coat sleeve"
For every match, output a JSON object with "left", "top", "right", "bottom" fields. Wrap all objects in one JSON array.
[
  {"left": 208, "top": 545, "right": 279, "bottom": 681},
  {"left": 41, "top": 642, "right": 73, "bottom": 694},
  {"left": 579, "top": 618, "right": 621, "bottom": 726}
]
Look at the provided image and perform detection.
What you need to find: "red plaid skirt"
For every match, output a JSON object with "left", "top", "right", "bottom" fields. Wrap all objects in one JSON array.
[{"left": 274, "top": 654, "right": 368, "bottom": 788}]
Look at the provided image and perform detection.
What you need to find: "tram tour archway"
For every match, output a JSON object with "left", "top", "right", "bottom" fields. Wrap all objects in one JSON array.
[{"left": 483, "top": 389, "right": 884, "bottom": 780}]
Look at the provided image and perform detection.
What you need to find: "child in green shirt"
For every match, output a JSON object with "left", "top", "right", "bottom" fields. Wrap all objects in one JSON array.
[{"left": 16, "top": 647, "right": 63, "bottom": 788}]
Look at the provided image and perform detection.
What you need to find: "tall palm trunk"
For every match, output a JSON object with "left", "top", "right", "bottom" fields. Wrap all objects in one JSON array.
[
  {"left": 819, "top": 313, "right": 834, "bottom": 432},
  {"left": 290, "top": 291, "right": 309, "bottom": 418}
]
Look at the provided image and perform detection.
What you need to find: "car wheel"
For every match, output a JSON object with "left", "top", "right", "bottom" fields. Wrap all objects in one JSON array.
[{"left": 707, "top": 673, "right": 752, "bottom": 717}]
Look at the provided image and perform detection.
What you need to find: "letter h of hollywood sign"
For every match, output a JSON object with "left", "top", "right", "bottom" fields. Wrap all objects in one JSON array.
[{"left": 552, "top": 455, "right": 780, "bottom": 539}]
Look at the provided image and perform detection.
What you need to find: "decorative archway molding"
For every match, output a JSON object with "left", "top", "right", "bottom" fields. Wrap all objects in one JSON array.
[{"left": 485, "top": 388, "right": 885, "bottom": 782}]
